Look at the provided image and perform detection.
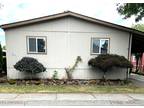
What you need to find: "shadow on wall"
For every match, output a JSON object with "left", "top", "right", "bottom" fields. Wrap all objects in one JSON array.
[{"left": 8, "top": 67, "right": 127, "bottom": 80}]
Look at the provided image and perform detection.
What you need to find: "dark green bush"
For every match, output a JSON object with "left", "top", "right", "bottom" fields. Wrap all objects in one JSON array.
[
  {"left": 2, "top": 57, "right": 7, "bottom": 73},
  {"left": 88, "top": 54, "right": 132, "bottom": 72},
  {"left": 14, "top": 57, "right": 46, "bottom": 73},
  {"left": 88, "top": 54, "right": 133, "bottom": 79}
]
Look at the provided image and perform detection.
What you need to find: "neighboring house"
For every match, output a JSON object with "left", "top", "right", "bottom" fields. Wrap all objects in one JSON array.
[{"left": 1, "top": 11, "right": 144, "bottom": 79}]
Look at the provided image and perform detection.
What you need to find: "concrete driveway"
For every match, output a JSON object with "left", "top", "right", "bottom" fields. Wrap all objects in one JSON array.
[
  {"left": 0, "top": 93, "right": 144, "bottom": 106},
  {"left": 129, "top": 73, "right": 144, "bottom": 87}
]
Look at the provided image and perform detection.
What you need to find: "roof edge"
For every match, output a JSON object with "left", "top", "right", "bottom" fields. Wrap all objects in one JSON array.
[
  {"left": 1, "top": 11, "right": 144, "bottom": 36},
  {"left": 0, "top": 11, "right": 70, "bottom": 29}
]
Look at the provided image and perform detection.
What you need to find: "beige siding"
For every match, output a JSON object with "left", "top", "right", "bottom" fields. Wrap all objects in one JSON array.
[{"left": 5, "top": 16, "right": 129, "bottom": 79}]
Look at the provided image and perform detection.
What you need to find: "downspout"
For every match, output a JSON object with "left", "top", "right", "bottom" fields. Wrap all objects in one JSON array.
[
  {"left": 128, "top": 32, "right": 133, "bottom": 61},
  {"left": 127, "top": 32, "right": 133, "bottom": 79}
]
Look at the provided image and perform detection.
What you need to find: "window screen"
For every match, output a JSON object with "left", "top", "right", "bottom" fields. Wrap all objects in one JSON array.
[
  {"left": 27, "top": 37, "right": 46, "bottom": 54},
  {"left": 29, "top": 38, "right": 36, "bottom": 52},
  {"left": 92, "top": 39, "right": 100, "bottom": 53},
  {"left": 37, "top": 39, "right": 45, "bottom": 52},
  {"left": 91, "top": 38, "right": 109, "bottom": 54}
]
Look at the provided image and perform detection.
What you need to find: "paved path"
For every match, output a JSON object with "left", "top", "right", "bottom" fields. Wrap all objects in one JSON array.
[
  {"left": 130, "top": 73, "right": 144, "bottom": 82},
  {"left": 129, "top": 73, "right": 144, "bottom": 87},
  {"left": 0, "top": 93, "right": 144, "bottom": 106}
]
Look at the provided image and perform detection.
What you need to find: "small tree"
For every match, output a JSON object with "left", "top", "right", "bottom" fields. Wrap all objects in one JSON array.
[
  {"left": 117, "top": 3, "right": 144, "bottom": 22},
  {"left": 88, "top": 54, "right": 132, "bottom": 80},
  {"left": 0, "top": 44, "right": 3, "bottom": 73},
  {"left": 65, "top": 56, "right": 82, "bottom": 79},
  {"left": 14, "top": 57, "right": 46, "bottom": 79},
  {"left": 132, "top": 24, "right": 144, "bottom": 32}
]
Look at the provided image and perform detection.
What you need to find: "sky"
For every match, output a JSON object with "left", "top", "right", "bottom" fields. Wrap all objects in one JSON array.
[{"left": 0, "top": 0, "right": 144, "bottom": 46}]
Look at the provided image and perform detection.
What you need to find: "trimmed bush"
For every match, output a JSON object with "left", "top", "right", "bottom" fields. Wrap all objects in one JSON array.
[
  {"left": 2, "top": 57, "right": 7, "bottom": 73},
  {"left": 88, "top": 54, "right": 133, "bottom": 79},
  {"left": 14, "top": 57, "right": 46, "bottom": 73}
]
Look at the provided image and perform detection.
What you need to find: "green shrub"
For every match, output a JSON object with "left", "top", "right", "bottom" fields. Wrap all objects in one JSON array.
[
  {"left": 88, "top": 54, "right": 133, "bottom": 79},
  {"left": 2, "top": 57, "right": 7, "bottom": 73},
  {"left": 52, "top": 70, "right": 58, "bottom": 79},
  {"left": 14, "top": 57, "right": 46, "bottom": 73},
  {"left": 14, "top": 57, "right": 46, "bottom": 79}
]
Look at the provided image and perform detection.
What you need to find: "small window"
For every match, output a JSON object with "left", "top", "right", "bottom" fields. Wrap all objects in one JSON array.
[
  {"left": 27, "top": 36, "right": 46, "bottom": 54},
  {"left": 91, "top": 38, "right": 109, "bottom": 54}
]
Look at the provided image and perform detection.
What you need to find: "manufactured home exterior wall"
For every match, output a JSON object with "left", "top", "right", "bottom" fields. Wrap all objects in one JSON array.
[{"left": 5, "top": 16, "right": 129, "bottom": 79}]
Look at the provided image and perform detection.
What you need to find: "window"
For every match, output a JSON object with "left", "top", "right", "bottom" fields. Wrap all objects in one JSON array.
[
  {"left": 27, "top": 36, "right": 46, "bottom": 54},
  {"left": 91, "top": 38, "right": 109, "bottom": 54}
]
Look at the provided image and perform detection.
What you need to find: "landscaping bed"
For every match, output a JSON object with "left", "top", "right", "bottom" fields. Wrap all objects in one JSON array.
[
  {"left": 0, "top": 78, "right": 132, "bottom": 86},
  {"left": 0, "top": 76, "right": 144, "bottom": 93},
  {"left": 0, "top": 73, "right": 132, "bottom": 86}
]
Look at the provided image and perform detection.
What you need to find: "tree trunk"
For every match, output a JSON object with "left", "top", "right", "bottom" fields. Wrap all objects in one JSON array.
[{"left": 65, "top": 68, "right": 72, "bottom": 80}]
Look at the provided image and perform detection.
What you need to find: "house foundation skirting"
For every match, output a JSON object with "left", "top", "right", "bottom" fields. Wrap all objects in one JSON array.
[{"left": 7, "top": 67, "right": 127, "bottom": 80}]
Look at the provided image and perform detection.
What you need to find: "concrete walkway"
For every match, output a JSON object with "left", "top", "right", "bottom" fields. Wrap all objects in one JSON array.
[
  {"left": 129, "top": 73, "right": 144, "bottom": 87},
  {"left": 130, "top": 73, "right": 144, "bottom": 82},
  {"left": 0, "top": 93, "right": 144, "bottom": 106}
]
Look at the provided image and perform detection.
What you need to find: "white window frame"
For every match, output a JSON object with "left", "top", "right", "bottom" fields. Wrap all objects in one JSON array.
[
  {"left": 27, "top": 36, "right": 47, "bottom": 54},
  {"left": 91, "top": 38, "right": 110, "bottom": 54}
]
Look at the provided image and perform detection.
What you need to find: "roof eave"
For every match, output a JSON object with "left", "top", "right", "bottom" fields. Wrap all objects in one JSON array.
[
  {"left": 70, "top": 12, "right": 144, "bottom": 36},
  {"left": 1, "top": 11, "right": 144, "bottom": 36},
  {"left": 0, "top": 11, "right": 71, "bottom": 30}
]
